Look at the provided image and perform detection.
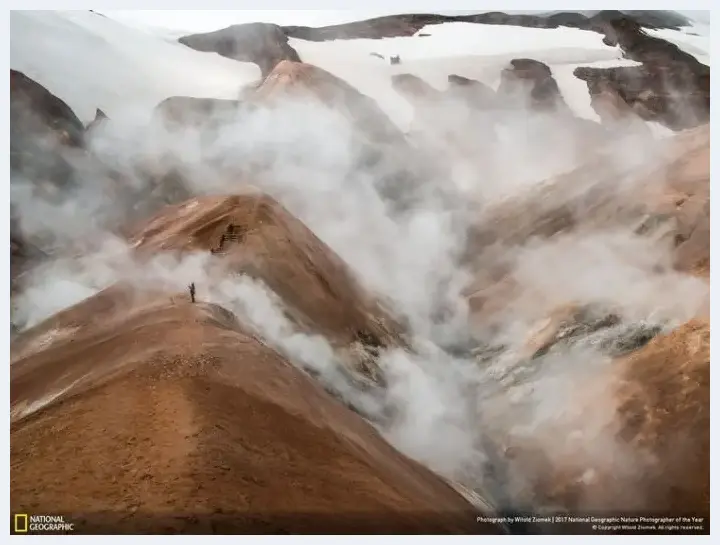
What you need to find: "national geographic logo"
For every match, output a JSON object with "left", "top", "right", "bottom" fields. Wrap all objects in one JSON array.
[{"left": 12, "top": 514, "right": 75, "bottom": 534}]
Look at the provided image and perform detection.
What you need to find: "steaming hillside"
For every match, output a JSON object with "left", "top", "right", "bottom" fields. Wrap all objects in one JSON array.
[
  {"left": 10, "top": 9, "right": 710, "bottom": 534},
  {"left": 12, "top": 286, "right": 496, "bottom": 534}
]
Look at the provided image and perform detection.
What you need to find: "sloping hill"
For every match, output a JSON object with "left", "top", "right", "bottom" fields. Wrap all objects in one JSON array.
[
  {"left": 249, "top": 60, "right": 412, "bottom": 152},
  {"left": 242, "top": 60, "right": 430, "bottom": 206},
  {"left": 129, "top": 192, "right": 405, "bottom": 359},
  {"left": 465, "top": 122, "right": 709, "bottom": 282},
  {"left": 11, "top": 293, "right": 495, "bottom": 534},
  {"left": 510, "top": 319, "right": 710, "bottom": 517},
  {"left": 614, "top": 319, "right": 709, "bottom": 514}
]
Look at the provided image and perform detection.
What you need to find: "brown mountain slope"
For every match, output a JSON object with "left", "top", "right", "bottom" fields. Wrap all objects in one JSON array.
[
  {"left": 131, "top": 192, "right": 403, "bottom": 343},
  {"left": 614, "top": 319, "right": 709, "bottom": 514},
  {"left": 518, "top": 320, "right": 709, "bottom": 518},
  {"left": 10, "top": 69, "right": 85, "bottom": 151},
  {"left": 11, "top": 294, "right": 496, "bottom": 534},
  {"left": 464, "top": 123, "right": 709, "bottom": 331},
  {"left": 128, "top": 192, "right": 406, "bottom": 384},
  {"left": 467, "top": 123, "right": 709, "bottom": 266},
  {"left": 635, "top": 127, "right": 709, "bottom": 275},
  {"left": 250, "top": 60, "right": 409, "bottom": 152}
]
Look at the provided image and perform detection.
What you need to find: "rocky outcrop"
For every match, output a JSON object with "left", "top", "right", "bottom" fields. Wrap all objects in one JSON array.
[
  {"left": 497, "top": 59, "right": 570, "bottom": 113},
  {"left": 10, "top": 69, "right": 85, "bottom": 149},
  {"left": 10, "top": 73, "right": 201, "bottom": 274},
  {"left": 391, "top": 73, "right": 443, "bottom": 103},
  {"left": 179, "top": 23, "right": 301, "bottom": 77},
  {"left": 491, "top": 59, "right": 609, "bottom": 159},
  {"left": 282, "top": 10, "right": 690, "bottom": 41},
  {"left": 392, "top": 73, "right": 498, "bottom": 122},
  {"left": 10, "top": 69, "right": 86, "bottom": 187},
  {"left": 574, "top": 76, "right": 652, "bottom": 134},
  {"left": 446, "top": 75, "right": 497, "bottom": 110},
  {"left": 520, "top": 303, "right": 661, "bottom": 360},
  {"left": 611, "top": 10, "right": 691, "bottom": 29},
  {"left": 391, "top": 74, "right": 463, "bottom": 141},
  {"left": 84, "top": 108, "right": 108, "bottom": 134},
  {"left": 574, "top": 17, "right": 709, "bottom": 131},
  {"left": 390, "top": 67, "right": 611, "bottom": 200},
  {"left": 10, "top": 70, "right": 88, "bottom": 295}
]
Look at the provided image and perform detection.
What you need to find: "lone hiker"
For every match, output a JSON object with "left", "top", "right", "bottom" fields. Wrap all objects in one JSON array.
[{"left": 189, "top": 282, "right": 196, "bottom": 303}]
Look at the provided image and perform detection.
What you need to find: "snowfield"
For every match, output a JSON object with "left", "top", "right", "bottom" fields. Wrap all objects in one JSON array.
[
  {"left": 646, "top": 24, "right": 711, "bottom": 66},
  {"left": 289, "top": 18, "right": 708, "bottom": 131},
  {"left": 293, "top": 22, "right": 624, "bottom": 62},
  {"left": 10, "top": 10, "right": 261, "bottom": 124},
  {"left": 290, "top": 22, "right": 633, "bottom": 130},
  {"left": 10, "top": 11, "right": 708, "bottom": 133}
]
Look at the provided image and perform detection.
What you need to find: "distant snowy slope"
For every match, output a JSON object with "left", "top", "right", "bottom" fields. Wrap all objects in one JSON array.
[
  {"left": 645, "top": 23, "right": 711, "bottom": 65},
  {"left": 10, "top": 10, "right": 261, "bottom": 124},
  {"left": 292, "top": 22, "right": 622, "bottom": 63},
  {"left": 290, "top": 22, "right": 628, "bottom": 130},
  {"left": 12, "top": 10, "right": 706, "bottom": 133}
]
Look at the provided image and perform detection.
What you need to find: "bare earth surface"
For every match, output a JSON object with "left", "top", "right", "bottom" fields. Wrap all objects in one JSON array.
[
  {"left": 517, "top": 320, "right": 710, "bottom": 518},
  {"left": 465, "top": 123, "right": 710, "bottom": 326},
  {"left": 11, "top": 295, "right": 495, "bottom": 534},
  {"left": 130, "top": 191, "right": 404, "bottom": 348}
]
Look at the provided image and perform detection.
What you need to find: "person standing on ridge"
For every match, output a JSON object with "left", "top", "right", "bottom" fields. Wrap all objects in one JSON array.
[{"left": 189, "top": 282, "right": 196, "bottom": 303}]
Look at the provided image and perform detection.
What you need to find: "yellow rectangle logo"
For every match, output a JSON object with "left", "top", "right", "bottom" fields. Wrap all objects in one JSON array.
[{"left": 14, "top": 514, "right": 28, "bottom": 533}]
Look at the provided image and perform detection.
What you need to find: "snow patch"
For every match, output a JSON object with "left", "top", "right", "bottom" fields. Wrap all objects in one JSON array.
[
  {"left": 290, "top": 22, "right": 632, "bottom": 130},
  {"left": 645, "top": 23, "right": 711, "bottom": 65}
]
